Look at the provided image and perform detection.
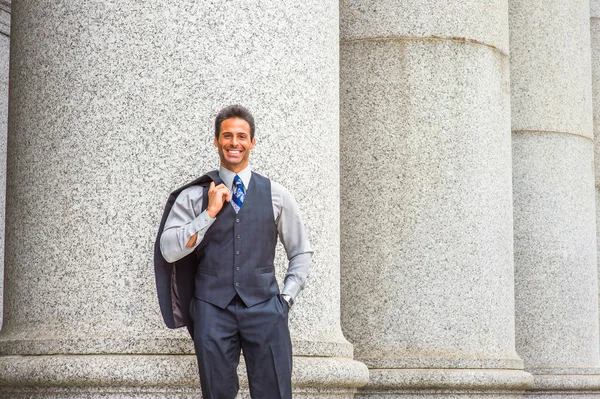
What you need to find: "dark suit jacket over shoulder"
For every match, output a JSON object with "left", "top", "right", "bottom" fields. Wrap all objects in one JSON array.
[{"left": 154, "top": 170, "right": 221, "bottom": 329}]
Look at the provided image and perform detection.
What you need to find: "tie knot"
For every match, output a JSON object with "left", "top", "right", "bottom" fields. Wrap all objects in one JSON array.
[{"left": 233, "top": 175, "right": 243, "bottom": 188}]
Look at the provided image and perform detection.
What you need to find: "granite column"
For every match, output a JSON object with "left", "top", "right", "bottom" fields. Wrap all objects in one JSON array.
[
  {"left": 510, "top": 0, "right": 600, "bottom": 397},
  {"left": 340, "top": 1, "right": 531, "bottom": 397},
  {"left": 0, "top": 0, "right": 9, "bottom": 330},
  {"left": 593, "top": 0, "right": 600, "bottom": 353},
  {"left": 0, "top": 1, "right": 367, "bottom": 397}
]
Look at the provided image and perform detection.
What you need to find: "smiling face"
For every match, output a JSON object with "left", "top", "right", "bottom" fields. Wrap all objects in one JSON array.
[{"left": 214, "top": 117, "right": 256, "bottom": 173}]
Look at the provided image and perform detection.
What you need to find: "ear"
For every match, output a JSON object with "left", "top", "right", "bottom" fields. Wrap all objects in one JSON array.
[
  {"left": 213, "top": 137, "right": 218, "bottom": 147},
  {"left": 250, "top": 137, "right": 256, "bottom": 150}
]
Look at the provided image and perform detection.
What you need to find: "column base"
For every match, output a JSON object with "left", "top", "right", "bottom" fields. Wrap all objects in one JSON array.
[
  {"left": 0, "top": 389, "right": 367, "bottom": 399},
  {"left": 524, "top": 370, "right": 600, "bottom": 399},
  {"left": 355, "top": 368, "right": 533, "bottom": 399},
  {"left": 0, "top": 354, "right": 369, "bottom": 399},
  {"left": 0, "top": 327, "right": 353, "bottom": 357}
]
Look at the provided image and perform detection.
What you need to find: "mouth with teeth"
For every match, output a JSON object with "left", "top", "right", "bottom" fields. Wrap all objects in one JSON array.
[{"left": 225, "top": 148, "right": 243, "bottom": 159}]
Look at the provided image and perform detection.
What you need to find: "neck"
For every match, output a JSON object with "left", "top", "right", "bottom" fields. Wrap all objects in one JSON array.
[{"left": 221, "top": 162, "right": 249, "bottom": 174}]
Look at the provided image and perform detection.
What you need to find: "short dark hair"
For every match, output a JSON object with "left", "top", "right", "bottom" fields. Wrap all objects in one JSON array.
[{"left": 214, "top": 104, "right": 255, "bottom": 140}]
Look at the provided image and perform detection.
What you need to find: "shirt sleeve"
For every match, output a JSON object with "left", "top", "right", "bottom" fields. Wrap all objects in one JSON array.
[
  {"left": 272, "top": 182, "right": 313, "bottom": 300},
  {"left": 160, "top": 185, "right": 216, "bottom": 263}
]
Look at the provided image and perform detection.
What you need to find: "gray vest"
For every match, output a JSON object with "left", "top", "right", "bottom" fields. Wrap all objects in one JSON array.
[{"left": 194, "top": 172, "right": 279, "bottom": 308}]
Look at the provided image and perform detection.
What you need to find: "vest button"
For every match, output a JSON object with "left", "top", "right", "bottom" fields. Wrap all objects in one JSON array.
[
  {"left": 236, "top": 234, "right": 241, "bottom": 239},
  {"left": 235, "top": 282, "right": 240, "bottom": 287},
  {"left": 236, "top": 250, "right": 240, "bottom": 255},
  {"left": 236, "top": 218, "right": 240, "bottom": 223},
  {"left": 236, "top": 267, "right": 240, "bottom": 271}
]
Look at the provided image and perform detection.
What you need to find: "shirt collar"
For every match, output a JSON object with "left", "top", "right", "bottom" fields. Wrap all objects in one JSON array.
[{"left": 219, "top": 164, "right": 252, "bottom": 190}]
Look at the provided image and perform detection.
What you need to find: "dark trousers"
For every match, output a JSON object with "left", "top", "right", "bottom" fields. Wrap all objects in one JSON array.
[{"left": 190, "top": 294, "right": 293, "bottom": 399}]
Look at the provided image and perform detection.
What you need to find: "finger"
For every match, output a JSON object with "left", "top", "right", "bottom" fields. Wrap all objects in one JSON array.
[
  {"left": 210, "top": 181, "right": 215, "bottom": 190},
  {"left": 224, "top": 192, "right": 231, "bottom": 202}
]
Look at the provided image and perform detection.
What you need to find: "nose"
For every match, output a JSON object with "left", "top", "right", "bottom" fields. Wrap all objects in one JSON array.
[{"left": 232, "top": 135, "right": 238, "bottom": 146}]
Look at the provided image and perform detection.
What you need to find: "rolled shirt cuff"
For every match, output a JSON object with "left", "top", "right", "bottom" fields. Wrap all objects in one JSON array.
[
  {"left": 189, "top": 210, "right": 216, "bottom": 245},
  {"left": 281, "top": 280, "right": 302, "bottom": 300}
]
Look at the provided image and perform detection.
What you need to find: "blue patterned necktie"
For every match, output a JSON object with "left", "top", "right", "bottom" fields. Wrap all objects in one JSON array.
[{"left": 231, "top": 175, "right": 245, "bottom": 213}]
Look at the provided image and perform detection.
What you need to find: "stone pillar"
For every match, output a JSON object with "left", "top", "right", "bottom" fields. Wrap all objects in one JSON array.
[
  {"left": 510, "top": 0, "right": 600, "bottom": 397},
  {"left": 593, "top": 0, "right": 600, "bottom": 356},
  {"left": 340, "top": 1, "right": 531, "bottom": 397},
  {"left": 0, "top": 0, "right": 10, "bottom": 330},
  {"left": 0, "top": 1, "right": 367, "bottom": 397}
]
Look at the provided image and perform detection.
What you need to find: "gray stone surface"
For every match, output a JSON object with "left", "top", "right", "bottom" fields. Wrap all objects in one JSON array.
[
  {"left": 341, "top": 37, "right": 519, "bottom": 369},
  {"left": 355, "top": 372, "right": 533, "bottom": 399},
  {"left": 0, "top": 355, "right": 368, "bottom": 398},
  {"left": 361, "top": 368, "right": 532, "bottom": 393},
  {"left": 593, "top": 0, "right": 600, "bottom": 19},
  {"left": 594, "top": 13, "right": 600, "bottom": 188},
  {"left": 593, "top": 2, "right": 600, "bottom": 355},
  {"left": 0, "top": 0, "right": 368, "bottom": 395},
  {"left": 523, "top": 371, "right": 600, "bottom": 399},
  {"left": 510, "top": 0, "right": 600, "bottom": 394},
  {"left": 0, "top": 9, "right": 8, "bottom": 331},
  {"left": 513, "top": 133, "right": 599, "bottom": 368},
  {"left": 0, "top": 2, "right": 10, "bottom": 37},
  {"left": 509, "top": 0, "right": 593, "bottom": 138},
  {"left": 340, "top": 0, "right": 530, "bottom": 396},
  {"left": 340, "top": 0, "right": 509, "bottom": 53}
]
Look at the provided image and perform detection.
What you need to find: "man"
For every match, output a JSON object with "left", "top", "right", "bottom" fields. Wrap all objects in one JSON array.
[{"left": 155, "top": 104, "right": 312, "bottom": 399}]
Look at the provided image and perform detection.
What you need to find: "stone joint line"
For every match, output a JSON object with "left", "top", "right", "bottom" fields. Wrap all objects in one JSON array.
[
  {"left": 512, "top": 129, "right": 593, "bottom": 141},
  {"left": 341, "top": 35, "right": 507, "bottom": 57}
]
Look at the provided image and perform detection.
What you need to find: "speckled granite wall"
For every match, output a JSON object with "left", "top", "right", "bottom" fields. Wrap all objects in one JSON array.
[
  {"left": 0, "top": 1, "right": 368, "bottom": 397},
  {"left": 592, "top": 2, "right": 600, "bottom": 369},
  {"left": 0, "top": 0, "right": 10, "bottom": 332},
  {"left": 510, "top": 0, "right": 600, "bottom": 397},
  {"left": 340, "top": 0, "right": 532, "bottom": 397}
]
